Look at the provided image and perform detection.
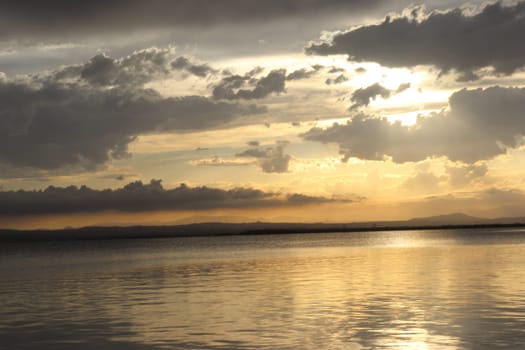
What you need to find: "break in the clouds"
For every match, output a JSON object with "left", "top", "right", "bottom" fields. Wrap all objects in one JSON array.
[
  {"left": 0, "top": 0, "right": 385, "bottom": 43},
  {"left": 236, "top": 141, "right": 292, "bottom": 173},
  {"left": 0, "top": 51, "right": 265, "bottom": 172},
  {"left": 303, "top": 86, "right": 525, "bottom": 163},
  {"left": 307, "top": 1, "right": 525, "bottom": 80},
  {"left": 0, "top": 179, "right": 342, "bottom": 216}
]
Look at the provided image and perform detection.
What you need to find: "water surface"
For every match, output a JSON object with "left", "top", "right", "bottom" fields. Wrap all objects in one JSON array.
[{"left": 2, "top": 228, "right": 525, "bottom": 349}]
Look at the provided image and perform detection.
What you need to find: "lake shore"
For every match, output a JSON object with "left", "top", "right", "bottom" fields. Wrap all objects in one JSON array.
[{"left": 2, "top": 220, "right": 525, "bottom": 242}]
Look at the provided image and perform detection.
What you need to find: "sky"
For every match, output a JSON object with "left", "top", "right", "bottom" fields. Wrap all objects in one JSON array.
[{"left": 1, "top": 0, "right": 525, "bottom": 229}]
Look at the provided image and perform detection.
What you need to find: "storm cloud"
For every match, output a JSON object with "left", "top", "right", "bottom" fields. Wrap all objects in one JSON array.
[
  {"left": 0, "top": 179, "right": 341, "bottom": 216},
  {"left": 307, "top": 1, "right": 525, "bottom": 80},
  {"left": 170, "top": 56, "right": 216, "bottom": 78},
  {"left": 0, "top": 0, "right": 386, "bottom": 43},
  {"left": 325, "top": 74, "right": 349, "bottom": 85},
  {"left": 303, "top": 86, "right": 525, "bottom": 163},
  {"left": 286, "top": 68, "right": 318, "bottom": 81},
  {"left": 57, "top": 48, "right": 215, "bottom": 87},
  {"left": 349, "top": 82, "right": 410, "bottom": 109},
  {"left": 350, "top": 83, "right": 390, "bottom": 108},
  {"left": 213, "top": 69, "right": 286, "bottom": 100},
  {"left": 0, "top": 54, "right": 264, "bottom": 172}
]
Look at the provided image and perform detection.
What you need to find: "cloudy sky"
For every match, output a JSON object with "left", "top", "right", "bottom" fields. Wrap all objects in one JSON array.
[{"left": 1, "top": 0, "right": 525, "bottom": 229}]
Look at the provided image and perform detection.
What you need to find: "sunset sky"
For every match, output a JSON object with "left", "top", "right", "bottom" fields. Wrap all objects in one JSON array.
[{"left": 1, "top": 0, "right": 525, "bottom": 229}]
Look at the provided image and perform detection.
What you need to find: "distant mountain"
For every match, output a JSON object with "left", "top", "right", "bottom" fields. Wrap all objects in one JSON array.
[
  {"left": 2, "top": 213, "right": 525, "bottom": 242},
  {"left": 406, "top": 213, "right": 486, "bottom": 226}
]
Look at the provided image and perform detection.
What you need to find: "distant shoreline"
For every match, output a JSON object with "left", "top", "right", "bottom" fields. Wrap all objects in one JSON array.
[{"left": 1, "top": 221, "right": 525, "bottom": 243}]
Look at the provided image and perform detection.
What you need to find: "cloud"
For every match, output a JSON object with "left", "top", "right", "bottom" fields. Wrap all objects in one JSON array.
[
  {"left": 302, "top": 86, "right": 525, "bottom": 163},
  {"left": 328, "top": 66, "right": 346, "bottom": 73},
  {"left": 0, "top": 179, "right": 344, "bottom": 216},
  {"left": 0, "top": 55, "right": 265, "bottom": 172},
  {"left": 306, "top": 1, "right": 525, "bottom": 80},
  {"left": 236, "top": 141, "right": 291, "bottom": 173},
  {"left": 55, "top": 48, "right": 216, "bottom": 87},
  {"left": 396, "top": 82, "right": 411, "bottom": 93},
  {"left": 286, "top": 193, "right": 352, "bottom": 205},
  {"left": 286, "top": 68, "right": 318, "bottom": 81},
  {"left": 170, "top": 56, "right": 216, "bottom": 78},
  {"left": 212, "top": 69, "right": 286, "bottom": 100},
  {"left": 63, "top": 49, "right": 173, "bottom": 86},
  {"left": 351, "top": 83, "right": 391, "bottom": 108},
  {"left": 446, "top": 163, "right": 488, "bottom": 188},
  {"left": 189, "top": 156, "right": 254, "bottom": 167},
  {"left": 402, "top": 171, "right": 445, "bottom": 193},
  {"left": 325, "top": 74, "right": 349, "bottom": 85},
  {"left": 350, "top": 82, "right": 409, "bottom": 109},
  {"left": 0, "top": 1, "right": 386, "bottom": 43}
]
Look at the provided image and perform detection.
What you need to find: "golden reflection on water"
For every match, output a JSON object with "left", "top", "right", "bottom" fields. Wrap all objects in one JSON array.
[{"left": 1, "top": 229, "right": 525, "bottom": 349}]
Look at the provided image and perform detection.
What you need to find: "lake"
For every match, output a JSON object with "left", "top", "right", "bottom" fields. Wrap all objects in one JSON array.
[{"left": 1, "top": 228, "right": 525, "bottom": 349}]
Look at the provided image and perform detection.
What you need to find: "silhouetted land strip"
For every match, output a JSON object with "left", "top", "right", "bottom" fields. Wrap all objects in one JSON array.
[{"left": 1, "top": 219, "right": 525, "bottom": 242}]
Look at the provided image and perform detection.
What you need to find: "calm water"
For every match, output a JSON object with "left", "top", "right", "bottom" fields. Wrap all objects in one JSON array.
[{"left": 2, "top": 228, "right": 525, "bottom": 349}]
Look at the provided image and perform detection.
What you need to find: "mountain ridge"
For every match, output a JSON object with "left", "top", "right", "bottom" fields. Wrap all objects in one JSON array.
[{"left": 1, "top": 212, "right": 525, "bottom": 242}]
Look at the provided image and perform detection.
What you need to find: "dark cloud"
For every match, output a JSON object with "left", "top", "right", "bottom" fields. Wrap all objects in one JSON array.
[
  {"left": 286, "top": 68, "right": 317, "bottom": 81},
  {"left": 213, "top": 69, "right": 286, "bottom": 100},
  {"left": 286, "top": 193, "right": 350, "bottom": 205},
  {"left": 61, "top": 48, "right": 215, "bottom": 87},
  {"left": 170, "top": 56, "right": 216, "bottom": 78},
  {"left": 351, "top": 83, "right": 391, "bottom": 108},
  {"left": 306, "top": 1, "right": 525, "bottom": 79},
  {"left": 0, "top": 56, "right": 265, "bottom": 172},
  {"left": 80, "top": 54, "right": 118, "bottom": 85},
  {"left": 189, "top": 156, "right": 253, "bottom": 167},
  {"left": 0, "top": 179, "right": 341, "bottom": 216},
  {"left": 98, "top": 172, "right": 136, "bottom": 181},
  {"left": 236, "top": 141, "right": 291, "bottom": 173},
  {"left": 62, "top": 48, "right": 173, "bottom": 86},
  {"left": 325, "top": 74, "right": 349, "bottom": 85},
  {"left": 396, "top": 82, "right": 411, "bottom": 93},
  {"left": 350, "top": 82, "right": 408, "bottom": 109},
  {"left": 0, "top": 1, "right": 385, "bottom": 43},
  {"left": 328, "top": 66, "right": 346, "bottom": 73},
  {"left": 303, "top": 86, "right": 525, "bottom": 163}
]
